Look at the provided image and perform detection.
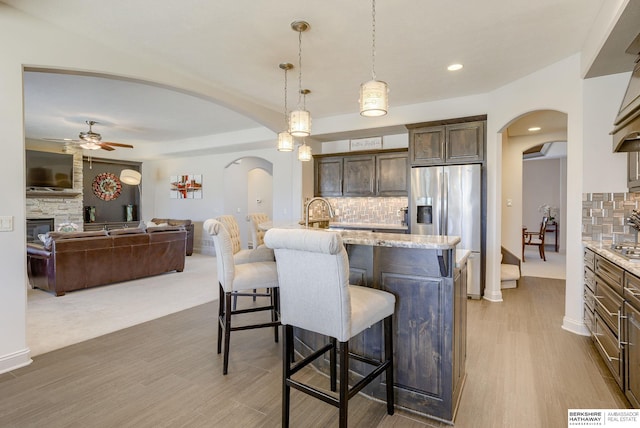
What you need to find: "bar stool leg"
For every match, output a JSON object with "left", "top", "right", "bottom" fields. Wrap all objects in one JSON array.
[
  {"left": 338, "top": 341, "right": 349, "bottom": 428},
  {"left": 223, "top": 291, "right": 233, "bottom": 375},
  {"left": 384, "top": 315, "right": 395, "bottom": 415},
  {"left": 217, "top": 283, "right": 224, "bottom": 354},
  {"left": 282, "top": 325, "right": 293, "bottom": 428},
  {"left": 330, "top": 337, "right": 337, "bottom": 391}
]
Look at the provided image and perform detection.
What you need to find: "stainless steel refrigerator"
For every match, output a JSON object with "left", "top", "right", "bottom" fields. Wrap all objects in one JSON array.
[{"left": 410, "top": 164, "right": 482, "bottom": 298}]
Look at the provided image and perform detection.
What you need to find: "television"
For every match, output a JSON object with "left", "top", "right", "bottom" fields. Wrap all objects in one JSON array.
[{"left": 26, "top": 149, "right": 74, "bottom": 190}]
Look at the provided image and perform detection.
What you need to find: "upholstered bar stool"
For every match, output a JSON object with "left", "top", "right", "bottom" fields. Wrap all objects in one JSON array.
[
  {"left": 217, "top": 214, "right": 274, "bottom": 309},
  {"left": 204, "top": 218, "right": 280, "bottom": 375},
  {"left": 264, "top": 228, "right": 396, "bottom": 428},
  {"left": 247, "top": 212, "right": 270, "bottom": 249}
]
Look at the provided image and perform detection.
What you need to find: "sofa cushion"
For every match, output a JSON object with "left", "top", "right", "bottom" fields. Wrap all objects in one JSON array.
[
  {"left": 147, "top": 225, "right": 184, "bottom": 233},
  {"left": 43, "top": 230, "right": 109, "bottom": 249},
  {"left": 108, "top": 227, "right": 146, "bottom": 236}
]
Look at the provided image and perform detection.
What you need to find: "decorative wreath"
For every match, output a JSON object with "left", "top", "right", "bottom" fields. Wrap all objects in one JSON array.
[{"left": 92, "top": 172, "right": 122, "bottom": 201}]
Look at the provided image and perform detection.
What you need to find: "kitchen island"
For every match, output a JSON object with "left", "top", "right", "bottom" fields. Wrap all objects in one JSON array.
[{"left": 264, "top": 225, "right": 468, "bottom": 423}]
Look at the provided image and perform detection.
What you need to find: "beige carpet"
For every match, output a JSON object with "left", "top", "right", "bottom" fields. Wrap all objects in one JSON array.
[
  {"left": 27, "top": 253, "right": 218, "bottom": 356},
  {"left": 521, "top": 246, "right": 565, "bottom": 279}
]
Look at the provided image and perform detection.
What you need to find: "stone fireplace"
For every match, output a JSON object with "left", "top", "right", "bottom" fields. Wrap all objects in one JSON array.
[{"left": 26, "top": 218, "right": 54, "bottom": 243}]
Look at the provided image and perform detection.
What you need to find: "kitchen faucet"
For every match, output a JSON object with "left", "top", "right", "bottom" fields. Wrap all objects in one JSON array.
[{"left": 304, "top": 197, "right": 335, "bottom": 228}]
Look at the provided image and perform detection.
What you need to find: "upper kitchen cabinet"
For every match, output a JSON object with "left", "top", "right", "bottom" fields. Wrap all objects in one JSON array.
[
  {"left": 314, "top": 149, "right": 408, "bottom": 197},
  {"left": 315, "top": 156, "right": 343, "bottom": 197},
  {"left": 376, "top": 151, "right": 409, "bottom": 196},
  {"left": 408, "top": 115, "right": 486, "bottom": 166},
  {"left": 343, "top": 155, "right": 375, "bottom": 196}
]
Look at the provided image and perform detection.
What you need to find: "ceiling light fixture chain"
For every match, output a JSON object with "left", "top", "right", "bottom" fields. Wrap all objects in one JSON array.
[
  {"left": 371, "top": 0, "right": 377, "bottom": 81},
  {"left": 289, "top": 20, "right": 311, "bottom": 137}
]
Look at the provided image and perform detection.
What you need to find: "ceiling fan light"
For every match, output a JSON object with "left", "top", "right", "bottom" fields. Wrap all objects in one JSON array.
[
  {"left": 120, "top": 169, "right": 142, "bottom": 185},
  {"left": 298, "top": 143, "right": 312, "bottom": 162},
  {"left": 289, "top": 109, "right": 311, "bottom": 137},
  {"left": 277, "top": 131, "right": 294, "bottom": 152},
  {"left": 79, "top": 142, "right": 101, "bottom": 150},
  {"left": 359, "top": 79, "right": 388, "bottom": 117}
]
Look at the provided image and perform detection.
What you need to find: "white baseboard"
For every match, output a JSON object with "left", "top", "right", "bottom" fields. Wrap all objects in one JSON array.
[{"left": 0, "top": 348, "right": 32, "bottom": 375}]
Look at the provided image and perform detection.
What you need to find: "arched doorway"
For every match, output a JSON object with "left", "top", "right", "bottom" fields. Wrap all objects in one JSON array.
[
  {"left": 223, "top": 156, "right": 273, "bottom": 249},
  {"left": 500, "top": 110, "right": 567, "bottom": 279}
]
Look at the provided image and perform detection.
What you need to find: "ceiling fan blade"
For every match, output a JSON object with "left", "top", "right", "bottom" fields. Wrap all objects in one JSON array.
[
  {"left": 99, "top": 145, "right": 116, "bottom": 151},
  {"left": 101, "top": 142, "right": 134, "bottom": 148},
  {"left": 41, "top": 138, "right": 79, "bottom": 143}
]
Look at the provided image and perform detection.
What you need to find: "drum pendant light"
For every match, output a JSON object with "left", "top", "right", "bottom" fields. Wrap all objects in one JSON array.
[
  {"left": 277, "top": 63, "right": 294, "bottom": 152},
  {"left": 360, "top": 0, "right": 388, "bottom": 117},
  {"left": 298, "top": 139, "right": 312, "bottom": 162},
  {"left": 289, "top": 21, "right": 312, "bottom": 137}
]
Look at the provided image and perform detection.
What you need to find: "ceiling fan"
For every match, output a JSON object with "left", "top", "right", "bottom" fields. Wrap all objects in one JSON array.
[{"left": 45, "top": 120, "right": 134, "bottom": 151}]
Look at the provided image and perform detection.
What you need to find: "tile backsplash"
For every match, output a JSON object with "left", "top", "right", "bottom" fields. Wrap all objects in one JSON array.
[
  {"left": 306, "top": 197, "right": 409, "bottom": 225},
  {"left": 582, "top": 192, "right": 639, "bottom": 243}
]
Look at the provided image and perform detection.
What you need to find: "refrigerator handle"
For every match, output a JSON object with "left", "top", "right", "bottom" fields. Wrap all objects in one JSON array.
[{"left": 443, "top": 171, "right": 448, "bottom": 235}]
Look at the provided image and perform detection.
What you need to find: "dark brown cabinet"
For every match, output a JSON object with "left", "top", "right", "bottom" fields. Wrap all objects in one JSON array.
[
  {"left": 343, "top": 244, "right": 465, "bottom": 422},
  {"left": 376, "top": 152, "right": 408, "bottom": 196},
  {"left": 408, "top": 117, "right": 485, "bottom": 166},
  {"left": 627, "top": 152, "right": 640, "bottom": 191},
  {"left": 343, "top": 155, "right": 375, "bottom": 196},
  {"left": 314, "top": 149, "right": 408, "bottom": 197},
  {"left": 315, "top": 156, "right": 343, "bottom": 197}
]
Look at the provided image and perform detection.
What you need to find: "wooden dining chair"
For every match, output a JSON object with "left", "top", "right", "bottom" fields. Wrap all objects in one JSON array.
[{"left": 523, "top": 216, "right": 549, "bottom": 261}]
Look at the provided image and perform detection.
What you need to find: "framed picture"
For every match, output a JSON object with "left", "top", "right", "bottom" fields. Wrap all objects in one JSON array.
[
  {"left": 170, "top": 174, "right": 202, "bottom": 199},
  {"left": 350, "top": 137, "right": 382, "bottom": 151}
]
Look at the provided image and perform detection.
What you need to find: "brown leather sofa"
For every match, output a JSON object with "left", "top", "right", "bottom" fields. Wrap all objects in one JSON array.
[
  {"left": 151, "top": 218, "right": 194, "bottom": 255},
  {"left": 27, "top": 226, "right": 187, "bottom": 296}
]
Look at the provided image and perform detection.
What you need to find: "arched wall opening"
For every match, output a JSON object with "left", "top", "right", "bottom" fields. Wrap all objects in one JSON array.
[{"left": 223, "top": 156, "right": 273, "bottom": 249}]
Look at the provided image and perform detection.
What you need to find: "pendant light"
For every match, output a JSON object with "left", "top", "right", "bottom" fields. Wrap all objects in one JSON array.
[
  {"left": 359, "top": 0, "right": 388, "bottom": 117},
  {"left": 298, "top": 139, "right": 312, "bottom": 162},
  {"left": 277, "top": 62, "right": 294, "bottom": 152},
  {"left": 289, "top": 21, "right": 312, "bottom": 137}
]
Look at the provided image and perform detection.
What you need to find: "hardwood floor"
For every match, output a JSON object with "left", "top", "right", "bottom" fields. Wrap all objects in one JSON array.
[{"left": 0, "top": 277, "right": 629, "bottom": 427}]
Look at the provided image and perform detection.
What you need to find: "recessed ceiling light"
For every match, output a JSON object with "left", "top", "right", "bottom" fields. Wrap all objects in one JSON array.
[
  {"left": 528, "top": 126, "right": 541, "bottom": 132},
  {"left": 447, "top": 63, "right": 463, "bottom": 71}
]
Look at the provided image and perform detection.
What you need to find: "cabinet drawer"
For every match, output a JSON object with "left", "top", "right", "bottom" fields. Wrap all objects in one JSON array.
[
  {"left": 594, "top": 278, "right": 624, "bottom": 336},
  {"left": 584, "top": 248, "right": 595, "bottom": 271},
  {"left": 584, "top": 267, "right": 595, "bottom": 294},
  {"left": 595, "top": 255, "right": 624, "bottom": 295},
  {"left": 594, "top": 312, "right": 623, "bottom": 387},
  {"left": 624, "top": 271, "right": 640, "bottom": 312},
  {"left": 584, "top": 286, "right": 595, "bottom": 313},
  {"left": 584, "top": 305, "right": 595, "bottom": 334},
  {"left": 625, "top": 302, "right": 640, "bottom": 407}
]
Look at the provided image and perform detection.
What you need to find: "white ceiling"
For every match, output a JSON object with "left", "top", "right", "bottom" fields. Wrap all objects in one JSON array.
[{"left": 5, "top": 0, "right": 640, "bottom": 158}]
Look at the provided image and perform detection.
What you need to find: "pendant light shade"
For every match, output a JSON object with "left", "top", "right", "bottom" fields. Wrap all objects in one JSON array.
[
  {"left": 298, "top": 141, "right": 312, "bottom": 162},
  {"left": 289, "top": 109, "right": 311, "bottom": 137},
  {"left": 360, "top": 79, "right": 389, "bottom": 117},
  {"left": 360, "top": 0, "right": 388, "bottom": 117},
  {"left": 277, "top": 131, "right": 294, "bottom": 152}
]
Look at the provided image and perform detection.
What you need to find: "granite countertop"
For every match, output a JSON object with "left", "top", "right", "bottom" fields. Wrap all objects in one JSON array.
[
  {"left": 339, "top": 230, "right": 459, "bottom": 249},
  {"left": 583, "top": 239, "right": 640, "bottom": 276},
  {"left": 328, "top": 222, "right": 409, "bottom": 231},
  {"left": 456, "top": 249, "right": 471, "bottom": 268},
  {"left": 260, "top": 221, "right": 459, "bottom": 250}
]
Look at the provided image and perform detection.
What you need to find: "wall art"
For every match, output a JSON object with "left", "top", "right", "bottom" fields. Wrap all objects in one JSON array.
[{"left": 170, "top": 174, "right": 202, "bottom": 199}]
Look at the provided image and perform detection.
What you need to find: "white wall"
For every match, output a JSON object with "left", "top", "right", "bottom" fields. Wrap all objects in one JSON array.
[{"left": 522, "top": 157, "right": 566, "bottom": 253}]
